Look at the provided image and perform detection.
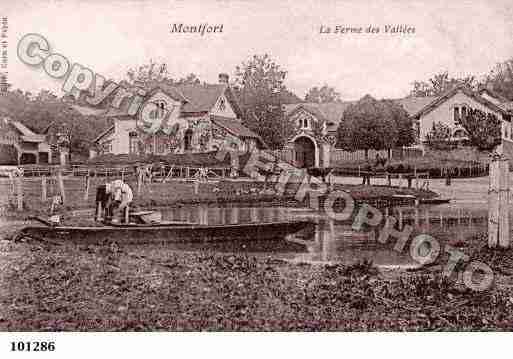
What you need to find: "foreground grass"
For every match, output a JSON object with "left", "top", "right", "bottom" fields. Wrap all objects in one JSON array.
[{"left": 1, "top": 239, "right": 512, "bottom": 331}]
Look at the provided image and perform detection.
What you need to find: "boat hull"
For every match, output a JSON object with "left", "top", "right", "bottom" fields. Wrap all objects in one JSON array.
[{"left": 19, "top": 221, "right": 314, "bottom": 245}]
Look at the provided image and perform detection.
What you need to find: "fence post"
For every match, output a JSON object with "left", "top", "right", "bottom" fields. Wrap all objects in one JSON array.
[
  {"left": 488, "top": 154, "right": 510, "bottom": 248},
  {"left": 499, "top": 157, "right": 510, "bottom": 248},
  {"left": 57, "top": 170, "right": 66, "bottom": 205},
  {"left": 16, "top": 175, "right": 23, "bottom": 210},
  {"left": 84, "top": 170, "right": 90, "bottom": 201},
  {"left": 194, "top": 179, "right": 200, "bottom": 195},
  {"left": 41, "top": 175, "right": 47, "bottom": 201}
]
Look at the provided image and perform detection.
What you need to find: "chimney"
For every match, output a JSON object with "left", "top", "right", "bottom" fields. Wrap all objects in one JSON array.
[{"left": 218, "top": 73, "right": 229, "bottom": 85}]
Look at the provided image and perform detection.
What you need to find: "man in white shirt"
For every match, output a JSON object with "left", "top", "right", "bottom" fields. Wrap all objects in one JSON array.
[{"left": 96, "top": 179, "right": 134, "bottom": 223}]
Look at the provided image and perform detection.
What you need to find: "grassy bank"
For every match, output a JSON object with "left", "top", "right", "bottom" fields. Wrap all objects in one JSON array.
[{"left": 0, "top": 239, "right": 512, "bottom": 331}]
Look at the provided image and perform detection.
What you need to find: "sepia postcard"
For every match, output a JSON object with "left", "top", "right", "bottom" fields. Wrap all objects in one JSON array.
[{"left": 1, "top": 0, "right": 513, "bottom": 356}]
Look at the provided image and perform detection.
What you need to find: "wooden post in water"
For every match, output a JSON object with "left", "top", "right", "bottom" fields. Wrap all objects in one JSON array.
[
  {"left": 41, "top": 176, "right": 47, "bottom": 201},
  {"left": 488, "top": 154, "right": 510, "bottom": 248},
  {"left": 57, "top": 170, "right": 66, "bottom": 205},
  {"left": 499, "top": 157, "right": 510, "bottom": 248}
]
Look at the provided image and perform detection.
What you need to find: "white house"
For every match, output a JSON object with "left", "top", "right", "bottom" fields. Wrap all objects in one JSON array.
[
  {"left": 0, "top": 117, "right": 52, "bottom": 165},
  {"left": 94, "top": 73, "right": 265, "bottom": 156},
  {"left": 410, "top": 85, "right": 513, "bottom": 155}
]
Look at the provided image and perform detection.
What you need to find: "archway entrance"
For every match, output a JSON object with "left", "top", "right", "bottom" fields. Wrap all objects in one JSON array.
[{"left": 294, "top": 136, "right": 316, "bottom": 168}]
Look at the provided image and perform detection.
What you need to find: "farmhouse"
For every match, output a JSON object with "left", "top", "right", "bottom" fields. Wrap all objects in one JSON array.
[
  {"left": 410, "top": 85, "right": 513, "bottom": 156},
  {"left": 94, "top": 73, "right": 265, "bottom": 156},
  {"left": 284, "top": 85, "right": 513, "bottom": 168},
  {"left": 0, "top": 117, "right": 52, "bottom": 165}
]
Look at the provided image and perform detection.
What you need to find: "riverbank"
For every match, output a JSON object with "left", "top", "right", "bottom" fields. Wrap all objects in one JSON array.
[
  {"left": 1, "top": 177, "right": 437, "bottom": 219},
  {"left": 1, "top": 239, "right": 512, "bottom": 331}
]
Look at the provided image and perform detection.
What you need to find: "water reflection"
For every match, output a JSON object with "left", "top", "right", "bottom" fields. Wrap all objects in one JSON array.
[{"left": 158, "top": 203, "right": 493, "bottom": 266}]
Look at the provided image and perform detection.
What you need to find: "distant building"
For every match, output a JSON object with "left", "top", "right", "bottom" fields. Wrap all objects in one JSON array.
[
  {"left": 409, "top": 85, "right": 513, "bottom": 155},
  {"left": 284, "top": 85, "right": 513, "bottom": 168},
  {"left": 0, "top": 117, "right": 52, "bottom": 165},
  {"left": 93, "top": 74, "right": 266, "bottom": 156}
]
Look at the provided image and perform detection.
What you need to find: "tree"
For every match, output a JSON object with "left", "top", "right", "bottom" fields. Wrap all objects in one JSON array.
[
  {"left": 460, "top": 108, "right": 501, "bottom": 151},
  {"left": 425, "top": 122, "right": 455, "bottom": 151},
  {"left": 280, "top": 89, "right": 303, "bottom": 104},
  {"left": 176, "top": 73, "right": 201, "bottom": 85},
  {"left": 126, "top": 60, "right": 171, "bottom": 88},
  {"left": 234, "top": 54, "right": 293, "bottom": 149},
  {"left": 305, "top": 85, "right": 341, "bottom": 103},
  {"left": 126, "top": 60, "right": 203, "bottom": 88},
  {"left": 410, "top": 71, "right": 478, "bottom": 97},
  {"left": 336, "top": 95, "right": 398, "bottom": 159},
  {"left": 484, "top": 59, "right": 513, "bottom": 100},
  {"left": 381, "top": 99, "right": 415, "bottom": 157}
]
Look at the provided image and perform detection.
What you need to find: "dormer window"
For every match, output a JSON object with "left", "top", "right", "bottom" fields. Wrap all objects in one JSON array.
[
  {"left": 299, "top": 117, "right": 309, "bottom": 129},
  {"left": 152, "top": 100, "right": 167, "bottom": 119}
]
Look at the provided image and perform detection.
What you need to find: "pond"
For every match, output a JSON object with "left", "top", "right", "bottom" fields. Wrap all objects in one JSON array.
[{"left": 154, "top": 202, "right": 497, "bottom": 267}]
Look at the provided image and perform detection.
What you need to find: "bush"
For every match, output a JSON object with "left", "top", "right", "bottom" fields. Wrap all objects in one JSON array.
[{"left": 0, "top": 144, "right": 18, "bottom": 165}]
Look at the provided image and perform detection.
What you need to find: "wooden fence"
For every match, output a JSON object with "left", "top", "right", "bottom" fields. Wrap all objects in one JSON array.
[{"left": 268, "top": 147, "right": 424, "bottom": 167}]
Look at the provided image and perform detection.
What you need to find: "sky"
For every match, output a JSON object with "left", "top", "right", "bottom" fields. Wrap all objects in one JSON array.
[{"left": 4, "top": 0, "right": 513, "bottom": 100}]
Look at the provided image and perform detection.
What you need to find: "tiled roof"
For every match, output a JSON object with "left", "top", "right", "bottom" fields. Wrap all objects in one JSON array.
[
  {"left": 11, "top": 121, "right": 45, "bottom": 142},
  {"left": 210, "top": 115, "right": 267, "bottom": 148},
  {"left": 170, "top": 84, "right": 227, "bottom": 113},
  {"left": 393, "top": 96, "right": 438, "bottom": 117},
  {"left": 103, "top": 83, "right": 230, "bottom": 117},
  {"left": 285, "top": 98, "right": 428, "bottom": 128},
  {"left": 284, "top": 102, "right": 352, "bottom": 125},
  {"left": 412, "top": 85, "right": 511, "bottom": 117}
]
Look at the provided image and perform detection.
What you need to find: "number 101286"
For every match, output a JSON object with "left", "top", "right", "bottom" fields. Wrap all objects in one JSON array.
[{"left": 11, "top": 341, "right": 55, "bottom": 352}]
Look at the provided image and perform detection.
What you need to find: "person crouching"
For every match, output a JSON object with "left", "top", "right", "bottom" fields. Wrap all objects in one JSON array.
[{"left": 95, "top": 179, "right": 134, "bottom": 223}]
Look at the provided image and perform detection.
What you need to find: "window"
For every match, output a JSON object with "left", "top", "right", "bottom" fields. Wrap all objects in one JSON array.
[
  {"left": 101, "top": 141, "right": 112, "bottom": 154},
  {"left": 184, "top": 129, "right": 193, "bottom": 151},
  {"left": 129, "top": 131, "right": 138, "bottom": 154},
  {"left": 461, "top": 106, "right": 467, "bottom": 120},
  {"left": 453, "top": 106, "right": 460, "bottom": 125},
  {"left": 218, "top": 97, "right": 226, "bottom": 111}
]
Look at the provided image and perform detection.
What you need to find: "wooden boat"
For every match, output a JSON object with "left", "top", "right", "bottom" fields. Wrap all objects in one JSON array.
[
  {"left": 419, "top": 198, "right": 451, "bottom": 205},
  {"left": 19, "top": 216, "right": 314, "bottom": 245}
]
